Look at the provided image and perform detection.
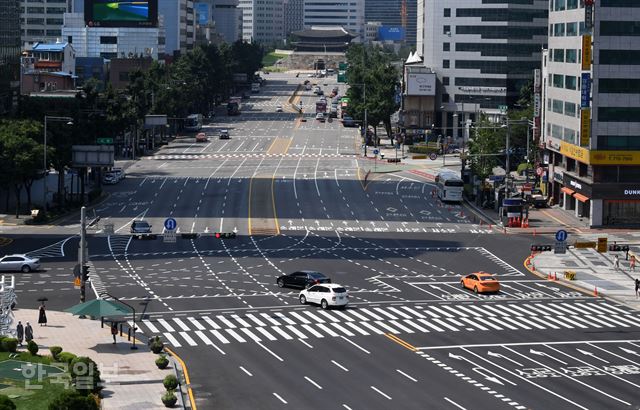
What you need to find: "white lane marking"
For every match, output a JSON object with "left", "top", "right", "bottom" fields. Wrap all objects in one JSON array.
[
  {"left": 157, "top": 318, "right": 176, "bottom": 332},
  {"left": 286, "top": 325, "right": 308, "bottom": 339},
  {"left": 246, "top": 313, "right": 267, "bottom": 326},
  {"left": 301, "top": 324, "right": 324, "bottom": 338},
  {"left": 273, "top": 393, "right": 287, "bottom": 404},
  {"left": 178, "top": 331, "right": 198, "bottom": 346},
  {"left": 188, "top": 317, "right": 206, "bottom": 330},
  {"left": 389, "top": 320, "right": 415, "bottom": 334},
  {"left": 402, "top": 319, "right": 430, "bottom": 333},
  {"left": 331, "top": 323, "right": 355, "bottom": 337},
  {"left": 194, "top": 330, "right": 213, "bottom": 345},
  {"left": 444, "top": 397, "right": 467, "bottom": 409},
  {"left": 142, "top": 319, "right": 160, "bottom": 333},
  {"left": 371, "top": 386, "right": 392, "bottom": 400},
  {"left": 345, "top": 322, "right": 369, "bottom": 335},
  {"left": 202, "top": 316, "right": 221, "bottom": 329},
  {"left": 332, "top": 360, "right": 349, "bottom": 372},
  {"left": 396, "top": 369, "right": 418, "bottom": 382},
  {"left": 173, "top": 318, "right": 191, "bottom": 331},
  {"left": 271, "top": 326, "right": 294, "bottom": 340},
  {"left": 289, "top": 311, "right": 312, "bottom": 324},
  {"left": 375, "top": 321, "right": 400, "bottom": 334},
  {"left": 305, "top": 376, "right": 323, "bottom": 389},
  {"left": 342, "top": 405, "right": 352, "bottom": 410},
  {"left": 357, "top": 321, "right": 385, "bottom": 334},
  {"left": 239, "top": 366, "right": 253, "bottom": 376},
  {"left": 417, "top": 319, "right": 445, "bottom": 332},
  {"left": 302, "top": 311, "right": 326, "bottom": 323},
  {"left": 217, "top": 315, "right": 237, "bottom": 328},
  {"left": 225, "top": 328, "right": 246, "bottom": 343},
  {"left": 258, "top": 342, "right": 284, "bottom": 362},
  {"left": 299, "top": 338, "right": 314, "bottom": 349},
  {"left": 164, "top": 333, "right": 181, "bottom": 347},
  {"left": 261, "top": 313, "right": 282, "bottom": 326},
  {"left": 255, "top": 327, "right": 277, "bottom": 341},
  {"left": 340, "top": 335, "right": 370, "bottom": 354},
  {"left": 209, "top": 329, "right": 230, "bottom": 344},
  {"left": 232, "top": 314, "right": 252, "bottom": 327},
  {"left": 273, "top": 312, "right": 297, "bottom": 325},
  {"left": 240, "top": 328, "right": 262, "bottom": 343}
]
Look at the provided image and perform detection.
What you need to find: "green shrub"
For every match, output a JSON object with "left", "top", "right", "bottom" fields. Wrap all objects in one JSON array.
[
  {"left": 57, "top": 352, "right": 77, "bottom": 364},
  {"left": 49, "top": 346, "right": 63, "bottom": 360},
  {"left": 0, "top": 394, "right": 16, "bottom": 410},
  {"left": 0, "top": 337, "right": 7, "bottom": 352},
  {"left": 70, "top": 356, "right": 102, "bottom": 395},
  {"left": 155, "top": 355, "right": 169, "bottom": 369},
  {"left": 48, "top": 390, "right": 98, "bottom": 410},
  {"left": 150, "top": 336, "right": 164, "bottom": 354},
  {"left": 1, "top": 338, "right": 18, "bottom": 353},
  {"left": 408, "top": 144, "right": 438, "bottom": 154},
  {"left": 27, "top": 340, "right": 38, "bottom": 356},
  {"left": 161, "top": 390, "right": 177, "bottom": 407},
  {"left": 163, "top": 374, "right": 178, "bottom": 391}
]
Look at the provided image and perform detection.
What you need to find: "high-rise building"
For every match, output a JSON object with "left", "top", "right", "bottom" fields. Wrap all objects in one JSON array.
[
  {"left": 195, "top": 0, "right": 241, "bottom": 44},
  {"left": 303, "top": 0, "right": 364, "bottom": 40},
  {"left": 239, "top": 0, "right": 284, "bottom": 44},
  {"left": 420, "top": 0, "right": 548, "bottom": 132},
  {"left": 283, "top": 0, "right": 303, "bottom": 38},
  {"left": 20, "top": 0, "right": 71, "bottom": 48},
  {"left": 0, "top": 0, "right": 21, "bottom": 113},
  {"left": 540, "top": 0, "right": 640, "bottom": 227},
  {"left": 365, "top": 0, "right": 417, "bottom": 46},
  {"left": 159, "top": 0, "right": 196, "bottom": 56}
]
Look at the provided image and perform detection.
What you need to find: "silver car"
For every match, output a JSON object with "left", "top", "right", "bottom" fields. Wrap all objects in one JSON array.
[{"left": 0, "top": 254, "right": 40, "bottom": 273}]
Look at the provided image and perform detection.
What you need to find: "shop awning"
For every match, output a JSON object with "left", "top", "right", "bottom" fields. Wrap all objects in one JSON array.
[
  {"left": 560, "top": 187, "right": 575, "bottom": 195},
  {"left": 574, "top": 193, "right": 590, "bottom": 203}
]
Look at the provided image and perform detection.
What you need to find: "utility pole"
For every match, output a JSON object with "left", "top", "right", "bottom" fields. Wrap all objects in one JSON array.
[
  {"left": 80, "top": 206, "right": 87, "bottom": 303},
  {"left": 505, "top": 122, "right": 511, "bottom": 198}
]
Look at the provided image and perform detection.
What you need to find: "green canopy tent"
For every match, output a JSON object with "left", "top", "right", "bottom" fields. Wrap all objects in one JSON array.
[{"left": 64, "top": 299, "right": 131, "bottom": 317}]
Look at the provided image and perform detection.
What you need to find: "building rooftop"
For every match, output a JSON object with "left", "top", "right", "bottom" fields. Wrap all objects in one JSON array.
[
  {"left": 292, "top": 27, "right": 356, "bottom": 39},
  {"left": 32, "top": 42, "right": 69, "bottom": 52}
]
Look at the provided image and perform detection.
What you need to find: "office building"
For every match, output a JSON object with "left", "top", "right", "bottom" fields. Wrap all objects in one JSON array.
[
  {"left": 0, "top": 0, "right": 22, "bottom": 113},
  {"left": 540, "top": 0, "right": 640, "bottom": 227},
  {"left": 20, "top": 0, "right": 70, "bottom": 48},
  {"left": 365, "top": 0, "right": 417, "bottom": 45},
  {"left": 62, "top": 13, "right": 165, "bottom": 60},
  {"left": 283, "top": 0, "right": 303, "bottom": 38},
  {"left": 303, "top": 0, "right": 364, "bottom": 40},
  {"left": 194, "top": 0, "right": 241, "bottom": 44},
  {"left": 159, "top": 0, "right": 196, "bottom": 56},
  {"left": 420, "top": 0, "right": 548, "bottom": 133},
  {"left": 239, "top": 0, "right": 284, "bottom": 44}
]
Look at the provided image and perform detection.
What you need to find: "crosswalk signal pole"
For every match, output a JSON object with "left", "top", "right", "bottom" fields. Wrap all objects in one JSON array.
[{"left": 80, "top": 206, "right": 87, "bottom": 303}]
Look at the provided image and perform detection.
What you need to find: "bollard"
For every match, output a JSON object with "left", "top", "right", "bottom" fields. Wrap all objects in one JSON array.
[
  {"left": 101, "top": 317, "right": 104, "bottom": 328},
  {"left": 127, "top": 328, "right": 131, "bottom": 341},
  {"left": 120, "top": 323, "right": 123, "bottom": 336}
]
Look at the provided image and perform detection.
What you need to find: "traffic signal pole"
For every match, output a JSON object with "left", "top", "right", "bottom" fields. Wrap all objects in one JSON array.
[{"left": 80, "top": 206, "right": 87, "bottom": 303}]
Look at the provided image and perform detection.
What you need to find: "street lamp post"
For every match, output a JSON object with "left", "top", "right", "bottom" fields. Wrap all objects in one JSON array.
[{"left": 43, "top": 116, "right": 73, "bottom": 210}]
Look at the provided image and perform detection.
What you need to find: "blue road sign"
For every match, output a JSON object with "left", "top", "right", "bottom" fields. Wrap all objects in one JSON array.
[
  {"left": 373, "top": 149, "right": 380, "bottom": 155},
  {"left": 555, "top": 229, "right": 568, "bottom": 242},
  {"left": 164, "top": 218, "right": 177, "bottom": 231}
]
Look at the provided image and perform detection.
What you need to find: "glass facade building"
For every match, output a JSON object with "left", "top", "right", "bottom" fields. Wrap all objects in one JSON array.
[{"left": 364, "top": 0, "right": 417, "bottom": 46}]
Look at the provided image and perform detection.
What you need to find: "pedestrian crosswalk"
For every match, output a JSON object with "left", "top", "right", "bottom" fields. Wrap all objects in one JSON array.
[
  {"left": 135, "top": 301, "right": 640, "bottom": 348},
  {"left": 148, "top": 153, "right": 349, "bottom": 161}
]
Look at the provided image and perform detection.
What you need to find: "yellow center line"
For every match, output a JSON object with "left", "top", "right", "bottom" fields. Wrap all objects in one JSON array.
[{"left": 384, "top": 333, "right": 417, "bottom": 352}]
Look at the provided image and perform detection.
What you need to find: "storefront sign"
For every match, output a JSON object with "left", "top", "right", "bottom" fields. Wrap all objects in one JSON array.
[
  {"left": 592, "top": 184, "right": 640, "bottom": 199},
  {"left": 563, "top": 174, "right": 592, "bottom": 197},
  {"left": 560, "top": 141, "right": 590, "bottom": 163},
  {"left": 581, "top": 73, "right": 591, "bottom": 108},
  {"left": 585, "top": 1, "right": 594, "bottom": 30},
  {"left": 553, "top": 172, "right": 563, "bottom": 183},
  {"left": 580, "top": 109, "right": 591, "bottom": 146},
  {"left": 582, "top": 35, "right": 592, "bottom": 71}
]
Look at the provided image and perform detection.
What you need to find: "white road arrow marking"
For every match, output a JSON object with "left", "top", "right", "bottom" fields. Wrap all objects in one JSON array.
[
  {"left": 530, "top": 349, "right": 568, "bottom": 365},
  {"left": 473, "top": 367, "right": 503, "bottom": 385},
  {"left": 288, "top": 220, "right": 293, "bottom": 225},
  {"left": 448, "top": 353, "right": 514, "bottom": 385},
  {"left": 487, "top": 351, "right": 523, "bottom": 367},
  {"left": 620, "top": 347, "right": 640, "bottom": 356},
  {"left": 576, "top": 348, "right": 609, "bottom": 363}
]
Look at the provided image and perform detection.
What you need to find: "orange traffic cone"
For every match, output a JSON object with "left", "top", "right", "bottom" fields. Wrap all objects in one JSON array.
[{"left": 594, "top": 287, "right": 598, "bottom": 297}]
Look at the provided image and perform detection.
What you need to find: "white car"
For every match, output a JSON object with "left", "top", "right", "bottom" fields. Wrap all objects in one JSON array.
[
  {"left": 276, "top": 105, "right": 283, "bottom": 112},
  {"left": 299, "top": 283, "right": 349, "bottom": 309},
  {"left": 102, "top": 172, "right": 118, "bottom": 185},
  {"left": 0, "top": 254, "right": 40, "bottom": 273}
]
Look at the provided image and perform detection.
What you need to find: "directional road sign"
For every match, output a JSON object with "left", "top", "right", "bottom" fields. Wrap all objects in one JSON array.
[
  {"left": 554, "top": 241, "right": 567, "bottom": 254},
  {"left": 96, "top": 138, "right": 113, "bottom": 145},
  {"left": 555, "top": 229, "right": 568, "bottom": 242},
  {"left": 373, "top": 149, "right": 379, "bottom": 155},
  {"left": 429, "top": 153, "right": 437, "bottom": 161},
  {"left": 164, "top": 218, "right": 177, "bottom": 231}
]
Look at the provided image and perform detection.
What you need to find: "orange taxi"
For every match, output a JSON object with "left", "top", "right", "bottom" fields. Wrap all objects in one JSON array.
[{"left": 460, "top": 272, "right": 500, "bottom": 294}]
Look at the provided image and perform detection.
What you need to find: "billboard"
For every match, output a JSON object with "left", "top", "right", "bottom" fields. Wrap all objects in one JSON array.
[
  {"left": 195, "top": 3, "right": 209, "bottom": 25},
  {"left": 85, "top": 0, "right": 158, "bottom": 27},
  {"left": 378, "top": 26, "right": 405, "bottom": 42},
  {"left": 406, "top": 72, "right": 436, "bottom": 96}
]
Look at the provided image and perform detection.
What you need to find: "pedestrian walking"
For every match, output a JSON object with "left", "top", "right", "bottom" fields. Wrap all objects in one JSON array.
[
  {"left": 38, "top": 302, "right": 47, "bottom": 326},
  {"left": 25, "top": 322, "right": 33, "bottom": 343},
  {"left": 635, "top": 278, "right": 640, "bottom": 298},
  {"left": 631, "top": 255, "right": 636, "bottom": 271},
  {"left": 16, "top": 321, "right": 23, "bottom": 346},
  {"left": 111, "top": 323, "right": 118, "bottom": 344},
  {"left": 614, "top": 255, "right": 620, "bottom": 270}
]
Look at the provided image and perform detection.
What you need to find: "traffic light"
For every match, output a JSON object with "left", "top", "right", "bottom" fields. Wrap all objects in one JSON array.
[
  {"left": 531, "top": 244, "right": 552, "bottom": 252},
  {"left": 215, "top": 232, "right": 237, "bottom": 239},
  {"left": 82, "top": 265, "right": 90, "bottom": 282},
  {"left": 609, "top": 244, "right": 629, "bottom": 252}
]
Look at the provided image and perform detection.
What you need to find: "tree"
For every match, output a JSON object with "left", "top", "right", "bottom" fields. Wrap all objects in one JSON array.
[
  {"left": 467, "top": 114, "right": 507, "bottom": 179},
  {"left": 0, "top": 394, "right": 16, "bottom": 410},
  {"left": 48, "top": 390, "right": 98, "bottom": 410}
]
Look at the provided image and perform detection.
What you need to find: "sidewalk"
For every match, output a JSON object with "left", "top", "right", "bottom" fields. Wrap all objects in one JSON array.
[
  {"left": 14, "top": 309, "right": 180, "bottom": 409},
  {"left": 529, "top": 248, "right": 640, "bottom": 312}
]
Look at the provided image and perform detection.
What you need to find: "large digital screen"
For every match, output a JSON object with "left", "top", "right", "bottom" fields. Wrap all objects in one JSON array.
[
  {"left": 378, "top": 26, "right": 405, "bottom": 42},
  {"left": 85, "top": 0, "right": 158, "bottom": 27}
]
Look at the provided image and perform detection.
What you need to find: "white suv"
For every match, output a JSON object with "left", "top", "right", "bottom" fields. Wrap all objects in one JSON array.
[{"left": 299, "top": 283, "right": 349, "bottom": 309}]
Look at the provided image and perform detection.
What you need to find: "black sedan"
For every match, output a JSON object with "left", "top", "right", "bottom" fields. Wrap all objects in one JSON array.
[{"left": 277, "top": 271, "right": 331, "bottom": 289}]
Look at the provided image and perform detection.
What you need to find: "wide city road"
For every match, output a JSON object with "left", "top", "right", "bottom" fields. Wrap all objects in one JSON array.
[{"left": 5, "top": 72, "right": 640, "bottom": 410}]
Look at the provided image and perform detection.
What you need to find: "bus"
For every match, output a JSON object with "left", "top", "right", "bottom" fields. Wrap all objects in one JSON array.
[
  {"left": 436, "top": 172, "right": 464, "bottom": 203},
  {"left": 227, "top": 96, "right": 241, "bottom": 116},
  {"left": 185, "top": 114, "right": 203, "bottom": 132}
]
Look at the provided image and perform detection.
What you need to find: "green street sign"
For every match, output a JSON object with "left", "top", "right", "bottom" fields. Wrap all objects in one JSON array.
[{"left": 97, "top": 138, "right": 113, "bottom": 145}]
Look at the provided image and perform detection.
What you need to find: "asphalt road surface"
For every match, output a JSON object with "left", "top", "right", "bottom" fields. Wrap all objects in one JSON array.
[{"left": 5, "top": 72, "right": 640, "bottom": 409}]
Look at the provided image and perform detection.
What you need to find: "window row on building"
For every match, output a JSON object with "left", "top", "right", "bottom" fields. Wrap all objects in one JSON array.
[
  {"left": 550, "top": 48, "right": 579, "bottom": 63},
  {"left": 550, "top": 21, "right": 586, "bottom": 37},
  {"left": 548, "top": 97, "right": 579, "bottom": 118}
]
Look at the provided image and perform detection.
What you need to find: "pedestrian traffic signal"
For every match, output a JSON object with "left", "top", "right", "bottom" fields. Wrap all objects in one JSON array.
[
  {"left": 609, "top": 244, "right": 629, "bottom": 252},
  {"left": 82, "top": 265, "right": 89, "bottom": 282},
  {"left": 215, "top": 232, "right": 237, "bottom": 239},
  {"left": 531, "top": 244, "right": 552, "bottom": 252}
]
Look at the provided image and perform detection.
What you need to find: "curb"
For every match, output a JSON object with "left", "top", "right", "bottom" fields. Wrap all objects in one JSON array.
[
  {"left": 165, "top": 346, "right": 197, "bottom": 410},
  {"left": 524, "top": 253, "right": 640, "bottom": 312}
]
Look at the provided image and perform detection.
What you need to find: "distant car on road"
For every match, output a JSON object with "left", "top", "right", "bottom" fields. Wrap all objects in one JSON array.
[
  {"left": 461, "top": 272, "right": 500, "bottom": 294},
  {"left": 277, "top": 271, "right": 331, "bottom": 289},
  {"left": 130, "top": 220, "right": 152, "bottom": 234},
  {"left": 111, "top": 168, "right": 125, "bottom": 181},
  {"left": 102, "top": 172, "right": 118, "bottom": 185},
  {"left": 299, "top": 283, "right": 349, "bottom": 309},
  {"left": 219, "top": 129, "right": 230, "bottom": 139},
  {"left": 0, "top": 254, "right": 40, "bottom": 273},
  {"left": 342, "top": 116, "right": 356, "bottom": 127},
  {"left": 276, "top": 105, "right": 283, "bottom": 112},
  {"left": 195, "top": 132, "right": 208, "bottom": 142},
  {"left": 315, "top": 113, "right": 325, "bottom": 122}
]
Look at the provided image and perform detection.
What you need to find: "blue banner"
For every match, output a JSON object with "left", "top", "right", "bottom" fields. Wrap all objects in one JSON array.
[
  {"left": 581, "top": 73, "right": 591, "bottom": 108},
  {"left": 378, "top": 26, "right": 405, "bottom": 41},
  {"left": 194, "top": 3, "right": 209, "bottom": 25}
]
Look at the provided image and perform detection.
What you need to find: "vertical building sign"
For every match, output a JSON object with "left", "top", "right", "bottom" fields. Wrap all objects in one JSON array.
[
  {"left": 581, "top": 73, "right": 591, "bottom": 108},
  {"left": 582, "top": 35, "right": 592, "bottom": 71},
  {"left": 580, "top": 109, "right": 591, "bottom": 147},
  {"left": 584, "top": 0, "right": 594, "bottom": 30},
  {"left": 533, "top": 69, "right": 542, "bottom": 141}
]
